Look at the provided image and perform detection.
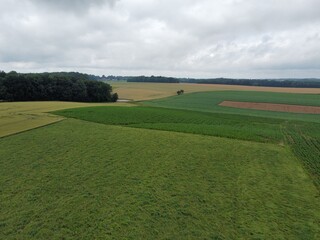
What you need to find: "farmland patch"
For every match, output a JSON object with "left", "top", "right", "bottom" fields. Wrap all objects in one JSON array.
[
  {"left": 110, "top": 82, "right": 320, "bottom": 101},
  {"left": 54, "top": 104, "right": 320, "bottom": 192},
  {"left": 54, "top": 106, "right": 284, "bottom": 144},
  {"left": 0, "top": 119, "right": 319, "bottom": 239},
  {"left": 144, "top": 91, "right": 320, "bottom": 123},
  {"left": 0, "top": 101, "right": 132, "bottom": 137}
]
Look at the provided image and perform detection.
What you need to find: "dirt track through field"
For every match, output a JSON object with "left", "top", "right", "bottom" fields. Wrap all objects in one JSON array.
[{"left": 219, "top": 101, "right": 320, "bottom": 114}]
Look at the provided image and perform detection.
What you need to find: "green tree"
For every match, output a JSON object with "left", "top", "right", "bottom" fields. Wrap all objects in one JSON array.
[{"left": 112, "top": 93, "right": 119, "bottom": 102}]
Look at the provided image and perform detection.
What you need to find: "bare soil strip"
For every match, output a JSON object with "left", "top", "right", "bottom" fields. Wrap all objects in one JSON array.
[{"left": 219, "top": 101, "right": 320, "bottom": 114}]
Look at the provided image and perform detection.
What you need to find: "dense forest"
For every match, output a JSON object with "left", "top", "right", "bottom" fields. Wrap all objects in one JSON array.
[{"left": 0, "top": 71, "right": 118, "bottom": 102}]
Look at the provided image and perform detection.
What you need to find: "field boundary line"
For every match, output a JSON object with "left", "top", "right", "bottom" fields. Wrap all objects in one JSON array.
[
  {"left": 281, "top": 123, "right": 320, "bottom": 192},
  {"left": 0, "top": 119, "right": 65, "bottom": 139},
  {"left": 55, "top": 115, "right": 284, "bottom": 147},
  {"left": 124, "top": 124, "right": 285, "bottom": 146}
]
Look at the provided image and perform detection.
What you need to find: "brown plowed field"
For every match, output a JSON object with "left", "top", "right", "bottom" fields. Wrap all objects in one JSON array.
[{"left": 219, "top": 101, "right": 320, "bottom": 114}]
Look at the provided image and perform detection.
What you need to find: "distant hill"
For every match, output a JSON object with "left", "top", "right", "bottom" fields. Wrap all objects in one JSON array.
[
  {"left": 181, "top": 78, "right": 320, "bottom": 88},
  {"left": 109, "top": 75, "right": 320, "bottom": 88},
  {"left": 2, "top": 70, "right": 320, "bottom": 88},
  {"left": 127, "top": 76, "right": 179, "bottom": 83}
]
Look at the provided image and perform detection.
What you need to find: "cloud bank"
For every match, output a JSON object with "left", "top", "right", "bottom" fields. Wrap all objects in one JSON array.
[{"left": 0, "top": 0, "right": 320, "bottom": 78}]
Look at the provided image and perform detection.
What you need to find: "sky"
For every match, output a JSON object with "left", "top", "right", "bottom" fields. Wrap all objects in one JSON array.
[{"left": 0, "top": 0, "right": 320, "bottom": 78}]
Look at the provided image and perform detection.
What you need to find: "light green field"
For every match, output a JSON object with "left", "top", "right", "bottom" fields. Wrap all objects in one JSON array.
[
  {"left": 1, "top": 119, "right": 319, "bottom": 239},
  {"left": 0, "top": 101, "right": 132, "bottom": 137}
]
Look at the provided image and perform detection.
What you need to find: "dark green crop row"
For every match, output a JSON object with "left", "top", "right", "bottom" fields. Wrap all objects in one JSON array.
[
  {"left": 283, "top": 122, "right": 320, "bottom": 191},
  {"left": 54, "top": 106, "right": 284, "bottom": 144}
]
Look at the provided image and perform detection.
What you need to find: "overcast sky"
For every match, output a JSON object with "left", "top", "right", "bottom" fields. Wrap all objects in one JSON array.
[{"left": 1, "top": 0, "right": 320, "bottom": 78}]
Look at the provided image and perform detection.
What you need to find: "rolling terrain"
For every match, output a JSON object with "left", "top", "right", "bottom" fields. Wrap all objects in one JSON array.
[
  {"left": 1, "top": 119, "right": 319, "bottom": 239},
  {"left": 0, "top": 86, "right": 319, "bottom": 239}
]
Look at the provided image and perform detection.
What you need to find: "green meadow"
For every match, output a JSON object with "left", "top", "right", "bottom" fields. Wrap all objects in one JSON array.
[
  {"left": 1, "top": 119, "right": 319, "bottom": 239},
  {"left": 1, "top": 90, "right": 320, "bottom": 239},
  {"left": 54, "top": 104, "right": 320, "bottom": 191}
]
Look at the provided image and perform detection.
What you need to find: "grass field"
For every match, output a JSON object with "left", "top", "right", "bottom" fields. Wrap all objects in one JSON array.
[
  {"left": 110, "top": 81, "right": 320, "bottom": 101},
  {"left": 56, "top": 90, "right": 320, "bottom": 190},
  {"left": 0, "top": 101, "right": 132, "bottom": 137},
  {"left": 1, "top": 86, "right": 320, "bottom": 239},
  {"left": 54, "top": 103, "right": 320, "bottom": 191},
  {"left": 1, "top": 119, "right": 319, "bottom": 239}
]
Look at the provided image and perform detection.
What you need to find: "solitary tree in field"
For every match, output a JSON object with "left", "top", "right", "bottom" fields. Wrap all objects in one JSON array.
[
  {"left": 112, "top": 93, "right": 118, "bottom": 102},
  {"left": 177, "top": 89, "right": 184, "bottom": 95}
]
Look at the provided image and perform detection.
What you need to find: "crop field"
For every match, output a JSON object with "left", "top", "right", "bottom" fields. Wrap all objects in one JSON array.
[
  {"left": 110, "top": 81, "right": 320, "bottom": 100},
  {"left": 144, "top": 91, "right": 320, "bottom": 123},
  {"left": 283, "top": 122, "right": 320, "bottom": 190},
  {"left": 55, "top": 106, "right": 284, "bottom": 143},
  {"left": 55, "top": 104, "right": 320, "bottom": 191},
  {"left": 0, "top": 101, "right": 132, "bottom": 137},
  {"left": 56, "top": 90, "right": 320, "bottom": 189},
  {"left": 1, "top": 119, "right": 319, "bottom": 239},
  {"left": 1, "top": 87, "right": 320, "bottom": 239},
  {"left": 143, "top": 91, "right": 320, "bottom": 189}
]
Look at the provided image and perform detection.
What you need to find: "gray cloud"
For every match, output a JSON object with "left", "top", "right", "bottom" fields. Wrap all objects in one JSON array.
[
  {"left": 0, "top": 0, "right": 320, "bottom": 78},
  {"left": 30, "top": 0, "right": 118, "bottom": 12}
]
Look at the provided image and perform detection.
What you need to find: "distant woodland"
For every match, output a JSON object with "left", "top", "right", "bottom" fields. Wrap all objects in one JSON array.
[
  {"left": 0, "top": 71, "right": 118, "bottom": 102},
  {"left": 182, "top": 78, "right": 320, "bottom": 88},
  {"left": 127, "top": 76, "right": 179, "bottom": 83},
  {"left": 1, "top": 70, "right": 320, "bottom": 103},
  {"left": 118, "top": 75, "right": 320, "bottom": 88}
]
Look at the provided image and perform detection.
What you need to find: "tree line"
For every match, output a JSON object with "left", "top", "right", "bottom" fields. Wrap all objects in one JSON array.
[
  {"left": 127, "top": 75, "right": 179, "bottom": 83},
  {"left": 124, "top": 75, "right": 320, "bottom": 88},
  {"left": 181, "top": 78, "right": 320, "bottom": 88},
  {"left": 0, "top": 71, "right": 118, "bottom": 102}
]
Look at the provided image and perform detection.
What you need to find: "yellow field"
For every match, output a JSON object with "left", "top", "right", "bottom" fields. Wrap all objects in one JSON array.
[
  {"left": 0, "top": 101, "right": 131, "bottom": 138},
  {"left": 111, "top": 82, "right": 320, "bottom": 101}
]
